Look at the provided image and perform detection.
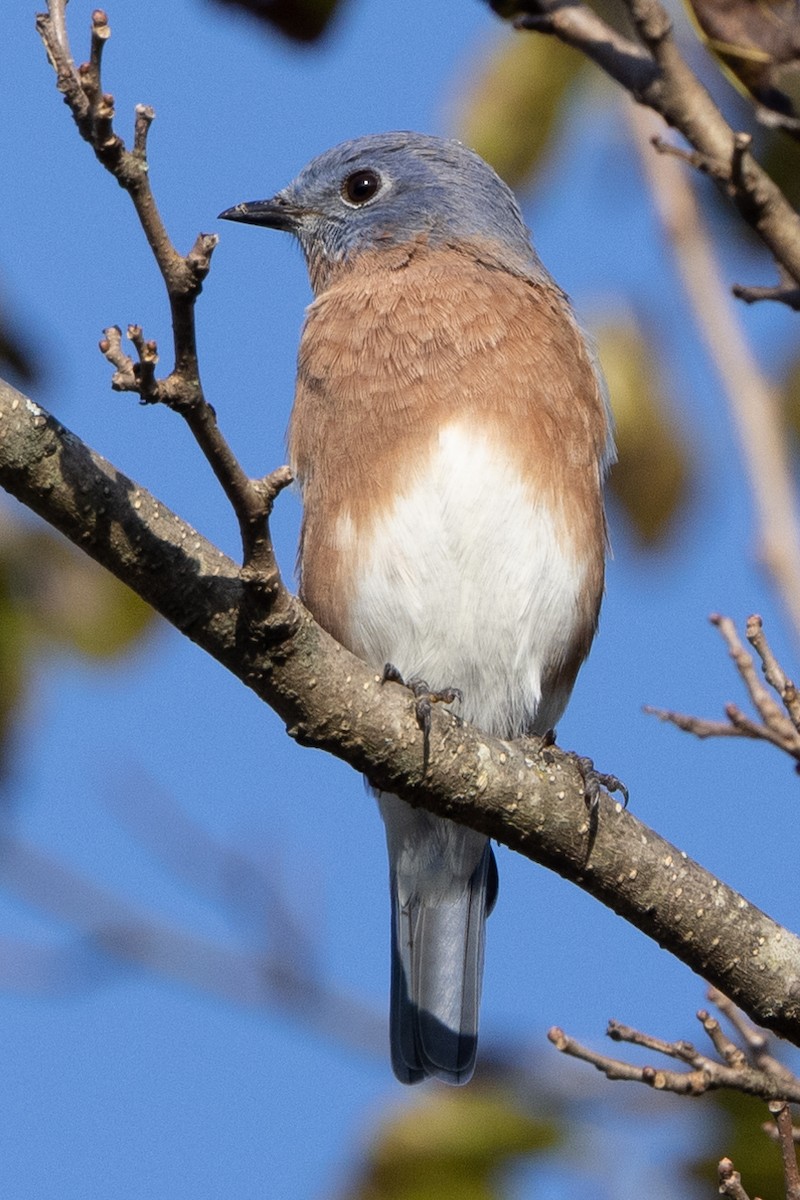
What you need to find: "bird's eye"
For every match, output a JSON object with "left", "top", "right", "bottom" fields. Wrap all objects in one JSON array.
[{"left": 342, "top": 169, "right": 382, "bottom": 206}]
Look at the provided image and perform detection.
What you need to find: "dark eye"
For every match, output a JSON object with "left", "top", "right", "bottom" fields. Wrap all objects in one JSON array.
[{"left": 342, "top": 169, "right": 381, "bottom": 205}]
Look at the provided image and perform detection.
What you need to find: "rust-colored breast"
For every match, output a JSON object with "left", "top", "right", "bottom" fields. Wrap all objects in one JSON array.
[{"left": 289, "top": 240, "right": 608, "bottom": 666}]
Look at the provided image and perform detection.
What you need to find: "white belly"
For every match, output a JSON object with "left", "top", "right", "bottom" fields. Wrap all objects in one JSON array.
[{"left": 342, "top": 422, "right": 588, "bottom": 739}]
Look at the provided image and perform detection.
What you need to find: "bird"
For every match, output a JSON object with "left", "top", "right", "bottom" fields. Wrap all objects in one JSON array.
[{"left": 219, "top": 132, "right": 614, "bottom": 1085}]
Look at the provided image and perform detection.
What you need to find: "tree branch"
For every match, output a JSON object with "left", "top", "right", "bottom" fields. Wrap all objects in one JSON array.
[
  {"left": 496, "top": 0, "right": 800, "bottom": 305},
  {"left": 551, "top": 990, "right": 800, "bottom": 1198},
  {"left": 550, "top": 989, "right": 800, "bottom": 1101},
  {"left": 646, "top": 614, "right": 800, "bottom": 766},
  {"left": 35, "top": 3, "right": 291, "bottom": 582},
  {"left": 0, "top": 819, "right": 387, "bottom": 1057},
  {"left": 4, "top": 375, "right": 800, "bottom": 1045}
]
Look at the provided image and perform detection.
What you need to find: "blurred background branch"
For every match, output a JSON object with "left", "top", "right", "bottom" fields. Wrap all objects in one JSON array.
[{"left": 628, "top": 103, "right": 800, "bottom": 638}]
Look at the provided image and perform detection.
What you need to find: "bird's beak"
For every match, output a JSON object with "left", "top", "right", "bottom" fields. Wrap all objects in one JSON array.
[{"left": 218, "top": 195, "right": 302, "bottom": 232}]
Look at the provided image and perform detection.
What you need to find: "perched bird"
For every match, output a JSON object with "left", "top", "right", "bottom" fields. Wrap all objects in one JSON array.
[{"left": 220, "top": 132, "right": 614, "bottom": 1085}]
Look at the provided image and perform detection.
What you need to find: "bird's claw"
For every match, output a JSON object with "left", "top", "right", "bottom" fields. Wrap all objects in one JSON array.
[
  {"left": 573, "top": 754, "right": 629, "bottom": 812},
  {"left": 381, "top": 663, "right": 462, "bottom": 737}
]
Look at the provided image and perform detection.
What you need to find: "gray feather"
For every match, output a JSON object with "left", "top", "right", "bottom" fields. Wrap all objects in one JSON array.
[{"left": 380, "top": 795, "right": 496, "bottom": 1085}]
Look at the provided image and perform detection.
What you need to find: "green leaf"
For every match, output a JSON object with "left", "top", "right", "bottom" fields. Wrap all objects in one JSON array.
[{"left": 781, "top": 350, "right": 800, "bottom": 443}]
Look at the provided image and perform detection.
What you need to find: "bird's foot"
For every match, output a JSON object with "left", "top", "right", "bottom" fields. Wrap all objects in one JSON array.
[
  {"left": 381, "top": 663, "right": 462, "bottom": 738},
  {"left": 572, "top": 753, "right": 629, "bottom": 813},
  {"left": 540, "top": 731, "right": 627, "bottom": 811}
]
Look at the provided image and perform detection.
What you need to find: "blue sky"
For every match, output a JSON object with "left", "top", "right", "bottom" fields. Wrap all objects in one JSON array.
[{"left": 2, "top": 0, "right": 799, "bottom": 1196}]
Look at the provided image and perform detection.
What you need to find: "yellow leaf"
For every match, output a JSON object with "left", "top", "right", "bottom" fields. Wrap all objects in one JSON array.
[
  {"left": 453, "top": 31, "right": 586, "bottom": 188},
  {"left": 348, "top": 1078, "right": 560, "bottom": 1200},
  {"left": 597, "top": 319, "right": 693, "bottom": 546},
  {"left": 12, "top": 529, "right": 157, "bottom": 660}
]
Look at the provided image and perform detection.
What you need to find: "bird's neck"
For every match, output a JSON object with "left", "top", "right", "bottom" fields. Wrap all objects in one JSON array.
[{"left": 305, "top": 233, "right": 551, "bottom": 296}]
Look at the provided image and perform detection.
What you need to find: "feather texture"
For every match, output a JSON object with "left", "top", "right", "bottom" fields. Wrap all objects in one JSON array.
[
  {"left": 222, "top": 133, "right": 612, "bottom": 1083},
  {"left": 290, "top": 242, "right": 609, "bottom": 1083}
]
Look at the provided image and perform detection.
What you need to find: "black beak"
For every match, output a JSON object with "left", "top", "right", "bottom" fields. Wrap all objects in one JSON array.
[{"left": 217, "top": 196, "right": 302, "bottom": 232}]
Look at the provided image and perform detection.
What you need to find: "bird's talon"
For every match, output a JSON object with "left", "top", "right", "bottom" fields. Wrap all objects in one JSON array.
[
  {"left": 574, "top": 754, "right": 629, "bottom": 810},
  {"left": 415, "top": 696, "right": 432, "bottom": 738},
  {"left": 600, "top": 773, "right": 629, "bottom": 807},
  {"left": 380, "top": 664, "right": 461, "bottom": 732},
  {"left": 539, "top": 728, "right": 558, "bottom": 765}
]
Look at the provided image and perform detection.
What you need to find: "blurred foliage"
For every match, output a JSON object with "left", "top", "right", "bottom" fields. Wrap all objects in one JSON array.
[
  {"left": 0, "top": 284, "right": 39, "bottom": 386},
  {"left": 342, "top": 1075, "right": 561, "bottom": 1200},
  {"left": 207, "top": 0, "right": 343, "bottom": 42},
  {"left": 596, "top": 318, "right": 693, "bottom": 546},
  {"left": 682, "top": 0, "right": 800, "bottom": 130},
  {"left": 784, "top": 350, "right": 800, "bottom": 444},
  {"left": 0, "top": 320, "right": 37, "bottom": 385},
  {"left": 686, "top": 1089, "right": 787, "bottom": 1200},
  {"left": 0, "top": 511, "right": 157, "bottom": 771},
  {"left": 760, "top": 124, "right": 800, "bottom": 209},
  {"left": 453, "top": 30, "right": 587, "bottom": 188}
]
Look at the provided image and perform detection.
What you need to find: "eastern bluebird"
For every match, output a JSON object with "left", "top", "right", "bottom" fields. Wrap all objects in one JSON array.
[{"left": 220, "top": 132, "right": 614, "bottom": 1086}]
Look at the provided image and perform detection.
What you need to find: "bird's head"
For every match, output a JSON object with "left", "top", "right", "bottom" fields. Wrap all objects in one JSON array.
[{"left": 219, "top": 131, "right": 545, "bottom": 291}]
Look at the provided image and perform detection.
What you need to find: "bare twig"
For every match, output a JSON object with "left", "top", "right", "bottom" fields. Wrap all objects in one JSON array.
[
  {"left": 763, "top": 1119, "right": 800, "bottom": 1145},
  {"left": 644, "top": 706, "right": 758, "bottom": 740},
  {"left": 497, "top": 0, "right": 800, "bottom": 305},
  {"left": 715, "top": 615, "right": 800, "bottom": 740},
  {"left": 549, "top": 991, "right": 800, "bottom": 1101},
  {"left": 650, "top": 133, "right": 729, "bottom": 179},
  {"left": 709, "top": 988, "right": 771, "bottom": 1061},
  {"left": 695, "top": 1008, "right": 747, "bottom": 1068},
  {"left": 734, "top": 263, "right": 800, "bottom": 309},
  {"left": 734, "top": 282, "right": 800, "bottom": 310},
  {"left": 36, "top": 3, "right": 293, "bottom": 585},
  {"left": 719, "top": 1158, "right": 753, "bottom": 1200},
  {"left": 774, "top": 1101, "right": 800, "bottom": 1200},
  {"left": 748, "top": 615, "right": 800, "bottom": 727},
  {"left": 646, "top": 615, "right": 800, "bottom": 767}
]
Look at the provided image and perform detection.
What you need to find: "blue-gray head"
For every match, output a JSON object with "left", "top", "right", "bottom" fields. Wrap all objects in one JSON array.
[{"left": 219, "top": 131, "right": 545, "bottom": 290}]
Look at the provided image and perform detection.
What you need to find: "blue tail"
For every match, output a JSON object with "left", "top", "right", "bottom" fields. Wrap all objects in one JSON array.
[{"left": 379, "top": 795, "right": 498, "bottom": 1085}]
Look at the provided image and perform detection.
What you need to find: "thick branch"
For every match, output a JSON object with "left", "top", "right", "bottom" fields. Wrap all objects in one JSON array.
[{"left": 4, "top": 375, "right": 800, "bottom": 1044}]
